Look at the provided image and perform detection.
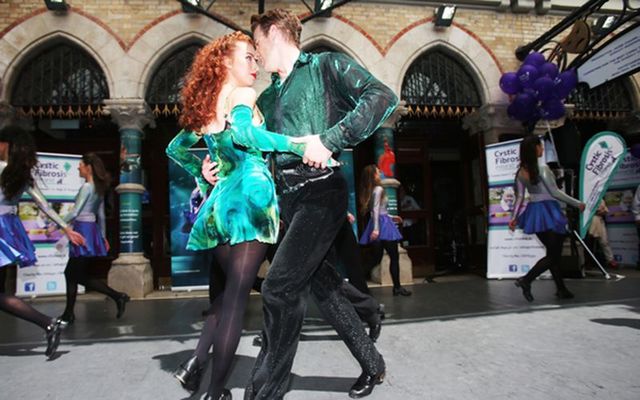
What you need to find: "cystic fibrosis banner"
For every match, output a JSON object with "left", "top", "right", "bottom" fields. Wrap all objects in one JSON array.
[
  {"left": 168, "top": 148, "right": 210, "bottom": 291},
  {"left": 485, "top": 138, "right": 546, "bottom": 279},
  {"left": 17, "top": 153, "right": 84, "bottom": 297},
  {"left": 578, "top": 131, "right": 627, "bottom": 238},
  {"left": 601, "top": 151, "right": 640, "bottom": 266}
]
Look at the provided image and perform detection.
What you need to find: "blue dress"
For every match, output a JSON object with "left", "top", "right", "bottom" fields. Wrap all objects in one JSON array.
[
  {"left": 360, "top": 186, "right": 403, "bottom": 244},
  {"left": 64, "top": 181, "right": 108, "bottom": 258},
  {"left": 0, "top": 160, "right": 70, "bottom": 267},
  {"left": 166, "top": 105, "right": 305, "bottom": 250}
]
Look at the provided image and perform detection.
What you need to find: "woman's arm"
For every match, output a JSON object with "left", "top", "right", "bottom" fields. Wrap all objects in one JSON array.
[
  {"left": 62, "top": 182, "right": 91, "bottom": 224},
  {"left": 371, "top": 186, "right": 383, "bottom": 232},
  {"left": 539, "top": 165, "right": 582, "bottom": 208},
  {"left": 25, "top": 183, "right": 69, "bottom": 229},
  {"left": 166, "top": 129, "right": 211, "bottom": 195},
  {"left": 228, "top": 88, "right": 305, "bottom": 155}
]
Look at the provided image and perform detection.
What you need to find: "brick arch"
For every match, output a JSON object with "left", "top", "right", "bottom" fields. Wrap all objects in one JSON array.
[
  {"left": 384, "top": 20, "right": 507, "bottom": 106},
  {"left": 0, "top": 9, "right": 124, "bottom": 103},
  {"left": 126, "top": 13, "right": 233, "bottom": 99}
]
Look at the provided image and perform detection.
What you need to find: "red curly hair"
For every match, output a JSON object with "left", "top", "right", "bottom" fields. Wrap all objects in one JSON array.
[{"left": 179, "top": 31, "right": 253, "bottom": 132}]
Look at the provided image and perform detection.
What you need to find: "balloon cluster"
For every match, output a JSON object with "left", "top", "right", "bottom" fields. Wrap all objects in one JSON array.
[{"left": 499, "top": 52, "right": 578, "bottom": 123}]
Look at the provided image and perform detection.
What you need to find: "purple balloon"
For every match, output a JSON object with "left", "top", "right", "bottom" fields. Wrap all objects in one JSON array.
[
  {"left": 630, "top": 143, "right": 640, "bottom": 159},
  {"left": 539, "top": 62, "right": 559, "bottom": 79},
  {"left": 500, "top": 72, "right": 521, "bottom": 95},
  {"left": 511, "top": 92, "right": 537, "bottom": 121},
  {"left": 524, "top": 52, "right": 546, "bottom": 67},
  {"left": 533, "top": 76, "right": 555, "bottom": 101},
  {"left": 553, "top": 69, "right": 578, "bottom": 99},
  {"left": 540, "top": 98, "right": 566, "bottom": 120},
  {"left": 517, "top": 64, "right": 540, "bottom": 89}
]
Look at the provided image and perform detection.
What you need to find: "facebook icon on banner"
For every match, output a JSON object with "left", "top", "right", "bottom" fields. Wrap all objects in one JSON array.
[
  {"left": 508, "top": 264, "right": 518, "bottom": 272},
  {"left": 24, "top": 282, "right": 36, "bottom": 292}
]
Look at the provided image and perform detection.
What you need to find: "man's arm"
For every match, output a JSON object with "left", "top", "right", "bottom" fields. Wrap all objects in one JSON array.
[{"left": 319, "top": 53, "right": 399, "bottom": 154}]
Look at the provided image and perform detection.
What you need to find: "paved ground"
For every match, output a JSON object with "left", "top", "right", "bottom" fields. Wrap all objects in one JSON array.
[{"left": 1, "top": 270, "right": 639, "bottom": 400}]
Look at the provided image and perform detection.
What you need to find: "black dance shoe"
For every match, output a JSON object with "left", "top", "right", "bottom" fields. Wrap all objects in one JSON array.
[
  {"left": 174, "top": 356, "right": 204, "bottom": 393},
  {"left": 202, "top": 388, "right": 232, "bottom": 400},
  {"left": 348, "top": 369, "right": 385, "bottom": 398},
  {"left": 514, "top": 278, "right": 534, "bottom": 302},
  {"left": 367, "top": 318, "right": 382, "bottom": 343},
  {"left": 116, "top": 294, "right": 130, "bottom": 319},
  {"left": 45, "top": 319, "right": 63, "bottom": 359},
  {"left": 555, "top": 288, "right": 574, "bottom": 299},
  {"left": 392, "top": 286, "right": 412, "bottom": 296},
  {"left": 252, "top": 334, "right": 263, "bottom": 347},
  {"left": 56, "top": 313, "right": 75, "bottom": 328}
]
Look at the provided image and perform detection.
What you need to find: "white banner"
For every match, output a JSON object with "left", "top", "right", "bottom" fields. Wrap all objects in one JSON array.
[
  {"left": 578, "top": 131, "right": 627, "bottom": 238},
  {"left": 600, "top": 151, "right": 640, "bottom": 267},
  {"left": 485, "top": 138, "right": 547, "bottom": 279},
  {"left": 16, "top": 152, "right": 84, "bottom": 297}
]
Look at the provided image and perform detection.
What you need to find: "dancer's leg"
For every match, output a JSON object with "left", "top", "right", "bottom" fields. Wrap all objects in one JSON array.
[{"left": 206, "top": 241, "right": 267, "bottom": 398}]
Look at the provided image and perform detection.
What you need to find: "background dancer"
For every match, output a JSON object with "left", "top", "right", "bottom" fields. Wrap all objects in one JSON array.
[
  {"left": 166, "top": 31, "right": 307, "bottom": 400},
  {"left": 0, "top": 125, "right": 85, "bottom": 359},
  {"left": 509, "top": 135, "right": 585, "bottom": 301},
  {"left": 358, "top": 165, "right": 411, "bottom": 297},
  {"left": 57, "top": 152, "right": 130, "bottom": 326}
]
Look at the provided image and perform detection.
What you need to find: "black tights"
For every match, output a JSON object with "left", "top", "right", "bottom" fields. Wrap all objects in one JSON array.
[
  {"left": 370, "top": 240, "right": 401, "bottom": 289},
  {"left": 62, "top": 257, "right": 122, "bottom": 318},
  {"left": 0, "top": 264, "right": 52, "bottom": 329},
  {"left": 193, "top": 241, "right": 267, "bottom": 399},
  {"left": 523, "top": 231, "right": 568, "bottom": 291}
]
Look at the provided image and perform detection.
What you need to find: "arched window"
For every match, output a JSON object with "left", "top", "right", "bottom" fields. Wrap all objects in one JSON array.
[
  {"left": 11, "top": 42, "right": 109, "bottom": 119},
  {"left": 401, "top": 49, "right": 481, "bottom": 119},
  {"left": 146, "top": 43, "right": 202, "bottom": 118},
  {"left": 567, "top": 79, "right": 633, "bottom": 120}
]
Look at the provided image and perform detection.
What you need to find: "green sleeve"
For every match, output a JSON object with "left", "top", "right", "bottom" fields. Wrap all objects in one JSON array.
[
  {"left": 320, "top": 53, "right": 399, "bottom": 153},
  {"left": 166, "top": 129, "right": 210, "bottom": 194},
  {"left": 229, "top": 105, "right": 305, "bottom": 156}
]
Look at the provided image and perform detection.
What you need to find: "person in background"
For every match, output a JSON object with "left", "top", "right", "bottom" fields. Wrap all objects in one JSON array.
[
  {"left": 359, "top": 164, "right": 411, "bottom": 297},
  {"left": 0, "top": 125, "right": 85, "bottom": 359},
  {"left": 57, "top": 152, "right": 130, "bottom": 326},
  {"left": 585, "top": 199, "right": 617, "bottom": 269},
  {"left": 509, "top": 135, "right": 585, "bottom": 302}
]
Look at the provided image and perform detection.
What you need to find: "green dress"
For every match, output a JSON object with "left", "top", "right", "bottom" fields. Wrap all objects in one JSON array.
[{"left": 166, "top": 105, "right": 305, "bottom": 250}]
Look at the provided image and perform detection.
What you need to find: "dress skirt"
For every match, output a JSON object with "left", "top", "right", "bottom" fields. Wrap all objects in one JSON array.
[
  {"left": 517, "top": 199, "right": 568, "bottom": 235},
  {"left": 69, "top": 221, "right": 108, "bottom": 258},
  {"left": 0, "top": 214, "right": 37, "bottom": 267},
  {"left": 359, "top": 214, "right": 403, "bottom": 245}
]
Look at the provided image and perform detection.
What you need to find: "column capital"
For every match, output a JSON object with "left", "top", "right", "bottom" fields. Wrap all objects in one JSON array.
[
  {"left": 0, "top": 101, "right": 35, "bottom": 131},
  {"left": 463, "top": 103, "right": 526, "bottom": 144},
  {"left": 104, "top": 99, "right": 156, "bottom": 131}
]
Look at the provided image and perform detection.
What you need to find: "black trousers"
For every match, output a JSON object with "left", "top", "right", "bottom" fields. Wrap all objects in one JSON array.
[
  {"left": 246, "top": 173, "right": 383, "bottom": 400},
  {"left": 523, "top": 231, "right": 568, "bottom": 290}
]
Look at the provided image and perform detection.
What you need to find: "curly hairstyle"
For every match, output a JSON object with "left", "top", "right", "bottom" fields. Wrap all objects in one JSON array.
[
  {"left": 358, "top": 164, "right": 385, "bottom": 216},
  {"left": 250, "top": 8, "right": 302, "bottom": 46},
  {"left": 179, "top": 31, "right": 253, "bottom": 132},
  {"left": 0, "top": 125, "right": 38, "bottom": 200},
  {"left": 82, "top": 152, "right": 112, "bottom": 196}
]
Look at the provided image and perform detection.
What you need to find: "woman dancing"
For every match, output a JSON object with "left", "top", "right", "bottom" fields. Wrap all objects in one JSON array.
[
  {"left": 358, "top": 164, "right": 411, "bottom": 296},
  {"left": 0, "top": 125, "right": 85, "bottom": 358},
  {"left": 57, "top": 152, "right": 130, "bottom": 326},
  {"left": 166, "top": 31, "right": 307, "bottom": 400},
  {"left": 509, "top": 135, "right": 585, "bottom": 301}
]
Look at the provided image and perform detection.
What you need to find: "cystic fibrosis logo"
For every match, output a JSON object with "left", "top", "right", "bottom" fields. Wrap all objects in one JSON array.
[{"left": 24, "top": 282, "right": 36, "bottom": 292}]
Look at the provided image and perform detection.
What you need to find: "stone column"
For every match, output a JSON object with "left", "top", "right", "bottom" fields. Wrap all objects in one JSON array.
[
  {"left": 370, "top": 104, "right": 413, "bottom": 286},
  {"left": 104, "top": 99, "right": 155, "bottom": 298}
]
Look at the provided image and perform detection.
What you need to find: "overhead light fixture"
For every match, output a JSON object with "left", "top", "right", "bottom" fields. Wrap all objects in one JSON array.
[
  {"left": 44, "top": 0, "right": 68, "bottom": 11},
  {"left": 434, "top": 5, "right": 456, "bottom": 28},
  {"left": 315, "top": 0, "right": 333, "bottom": 17},
  {"left": 592, "top": 15, "right": 616, "bottom": 35},
  {"left": 181, "top": 0, "right": 201, "bottom": 13}
]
